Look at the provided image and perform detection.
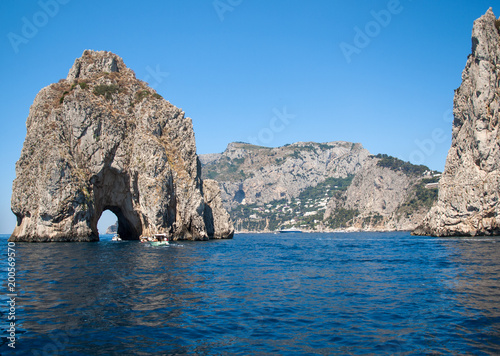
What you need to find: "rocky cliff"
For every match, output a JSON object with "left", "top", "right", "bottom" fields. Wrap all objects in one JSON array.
[
  {"left": 414, "top": 9, "right": 500, "bottom": 236},
  {"left": 202, "top": 141, "right": 370, "bottom": 211},
  {"left": 10, "top": 50, "right": 233, "bottom": 242},
  {"left": 325, "top": 156, "right": 438, "bottom": 231},
  {"left": 106, "top": 222, "right": 118, "bottom": 234},
  {"left": 201, "top": 143, "right": 438, "bottom": 232}
]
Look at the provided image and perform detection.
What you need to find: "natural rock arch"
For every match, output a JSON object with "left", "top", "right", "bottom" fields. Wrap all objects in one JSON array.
[
  {"left": 97, "top": 207, "right": 141, "bottom": 240},
  {"left": 10, "top": 50, "right": 233, "bottom": 242},
  {"left": 90, "top": 167, "right": 143, "bottom": 240}
]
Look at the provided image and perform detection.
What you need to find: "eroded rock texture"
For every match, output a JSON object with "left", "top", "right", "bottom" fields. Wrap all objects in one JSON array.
[
  {"left": 201, "top": 142, "right": 435, "bottom": 232},
  {"left": 10, "top": 50, "right": 233, "bottom": 242},
  {"left": 414, "top": 9, "right": 500, "bottom": 236},
  {"left": 325, "top": 156, "right": 432, "bottom": 231},
  {"left": 201, "top": 141, "right": 370, "bottom": 211}
]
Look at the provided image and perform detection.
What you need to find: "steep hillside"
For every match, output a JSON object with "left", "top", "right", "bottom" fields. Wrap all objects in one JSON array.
[
  {"left": 325, "top": 155, "right": 439, "bottom": 231},
  {"left": 201, "top": 141, "right": 369, "bottom": 211},
  {"left": 201, "top": 143, "right": 439, "bottom": 232}
]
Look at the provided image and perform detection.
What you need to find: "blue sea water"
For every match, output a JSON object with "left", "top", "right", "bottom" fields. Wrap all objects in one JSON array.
[{"left": 1, "top": 231, "right": 500, "bottom": 355}]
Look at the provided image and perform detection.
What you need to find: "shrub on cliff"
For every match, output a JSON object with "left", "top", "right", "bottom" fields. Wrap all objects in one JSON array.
[
  {"left": 93, "top": 84, "right": 120, "bottom": 100},
  {"left": 375, "top": 154, "right": 428, "bottom": 176}
]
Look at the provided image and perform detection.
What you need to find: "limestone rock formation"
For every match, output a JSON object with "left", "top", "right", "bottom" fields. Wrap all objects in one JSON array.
[
  {"left": 202, "top": 179, "right": 234, "bottom": 239},
  {"left": 106, "top": 222, "right": 118, "bottom": 234},
  {"left": 333, "top": 157, "right": 413, "bottom": 216},
  {"left": 201, "top": 142, "right": 437, "bottom": 232},
  {"left": 201, "top": 141, "right": 370, "bottom": 211},
  {"left": 325, "top": 156, "right": 436, "bottom": 231},
  {"left": 10, "top": 50, "right": 233, "bottom": 242},
  {"left": 414, "top": 9, "right": 500, "bottom": 236}
]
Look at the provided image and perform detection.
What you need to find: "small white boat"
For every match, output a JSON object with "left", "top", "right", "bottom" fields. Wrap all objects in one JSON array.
[
  {"left": 112, "top": 234, "right": 122, "bottom": 241},
  {"left": 278, "top": 228, "right": 302, "bottom": 233}
]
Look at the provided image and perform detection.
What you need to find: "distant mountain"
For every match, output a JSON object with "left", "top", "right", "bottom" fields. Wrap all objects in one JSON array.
[
  {"left": 106, "top": 222, "right": 118, "bottom": 234},
  {"left": 325, "top": 154, "right": 440, "bottom": 232},
  {"left": 200, "top": 142, "right": 440, "bottom": 232}
]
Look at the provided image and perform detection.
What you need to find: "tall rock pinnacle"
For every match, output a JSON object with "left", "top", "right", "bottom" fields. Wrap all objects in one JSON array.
[
  {"left": 414, "top": 9, "right": 500, "bottom": 236},
  {"left": 10, "top": 50, "right": 234, "bottom": 242}
]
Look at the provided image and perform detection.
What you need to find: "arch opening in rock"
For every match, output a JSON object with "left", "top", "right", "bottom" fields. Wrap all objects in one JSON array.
[{"left": 95, "top": 207, "right": 141, "bottom": 241}]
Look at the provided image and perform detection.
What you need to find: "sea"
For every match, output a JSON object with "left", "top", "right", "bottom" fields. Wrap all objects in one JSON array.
[{"left": 1, "top": 231, "right": 500, "bottom": 355}]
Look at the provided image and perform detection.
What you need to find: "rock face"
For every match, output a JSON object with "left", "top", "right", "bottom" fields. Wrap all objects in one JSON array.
[
  {"left": 325, "top": 156, "right": 435, "bottom": 231},
  {"left": 202, "top": 179, "right": 234, "bottom": 239},
  {"left": 202, "top": 141, "right": 370, "bottom": 211},
  {"left": 106, "top": 222, "right": 118, "bottom": 234},
  {"left": 10, "top": 50, "right": 233, "bottom": 242},
  {"left": 201, "top": 143, "right": 438, "bottom": 232},
  {"left": 414, "top": 9, "right": 500, "bottom": 236}
]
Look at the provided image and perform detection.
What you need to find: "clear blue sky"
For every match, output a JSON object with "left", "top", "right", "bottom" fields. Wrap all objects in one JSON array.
[{"left": 0, "top": 0, "right": 496, "bottom": 233}]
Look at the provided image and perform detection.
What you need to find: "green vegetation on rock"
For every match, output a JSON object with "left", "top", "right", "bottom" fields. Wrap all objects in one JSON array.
[
  {"left": 204, "top": 156, "right": 249, "bottom": 182},
  {"left": 93, "top": 84, "right": 120, "bottom": 100},
  {"left": 59, "top": 91, "right": 70, "bottom": 104},
  {"left": 326, "top": 208, "right": 360, "bottom": 229},
  {"left": 135, "top": 90, "right": 150, "bottom": 102},
  {"left": 375, "top": 154, "right": 429, "bottom": 176},
  {"left": 396, "top": 178, "right": 439, "bottom": 218},
  {"left": 201, "top": 141, "right": 442, "bottom": 232},
  {"left": 230, "top": 175, "right": 354, "bottom": 231},
  {"left": 298, "top": 176, "right": 353, "bottom": 201}
]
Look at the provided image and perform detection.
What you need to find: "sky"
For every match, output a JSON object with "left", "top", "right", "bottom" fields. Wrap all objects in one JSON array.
[{"left": 0, "top": 0, "right": 496, "bottom": 234}]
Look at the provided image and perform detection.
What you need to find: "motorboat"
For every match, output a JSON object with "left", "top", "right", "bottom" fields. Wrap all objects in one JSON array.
[
  {"left": 278, "top": 228, "right": 302, "bottom": 233},
  {"left": 150, "top": 240, "right": 169, "bottom": 247},
  {"left": 147, "top": 233, "right": 169, "bottom": 246}
]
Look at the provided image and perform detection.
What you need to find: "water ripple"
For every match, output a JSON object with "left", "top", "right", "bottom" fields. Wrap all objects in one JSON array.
[{"left": 1, "top": 232, "right": 500, "bottom": 354}]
